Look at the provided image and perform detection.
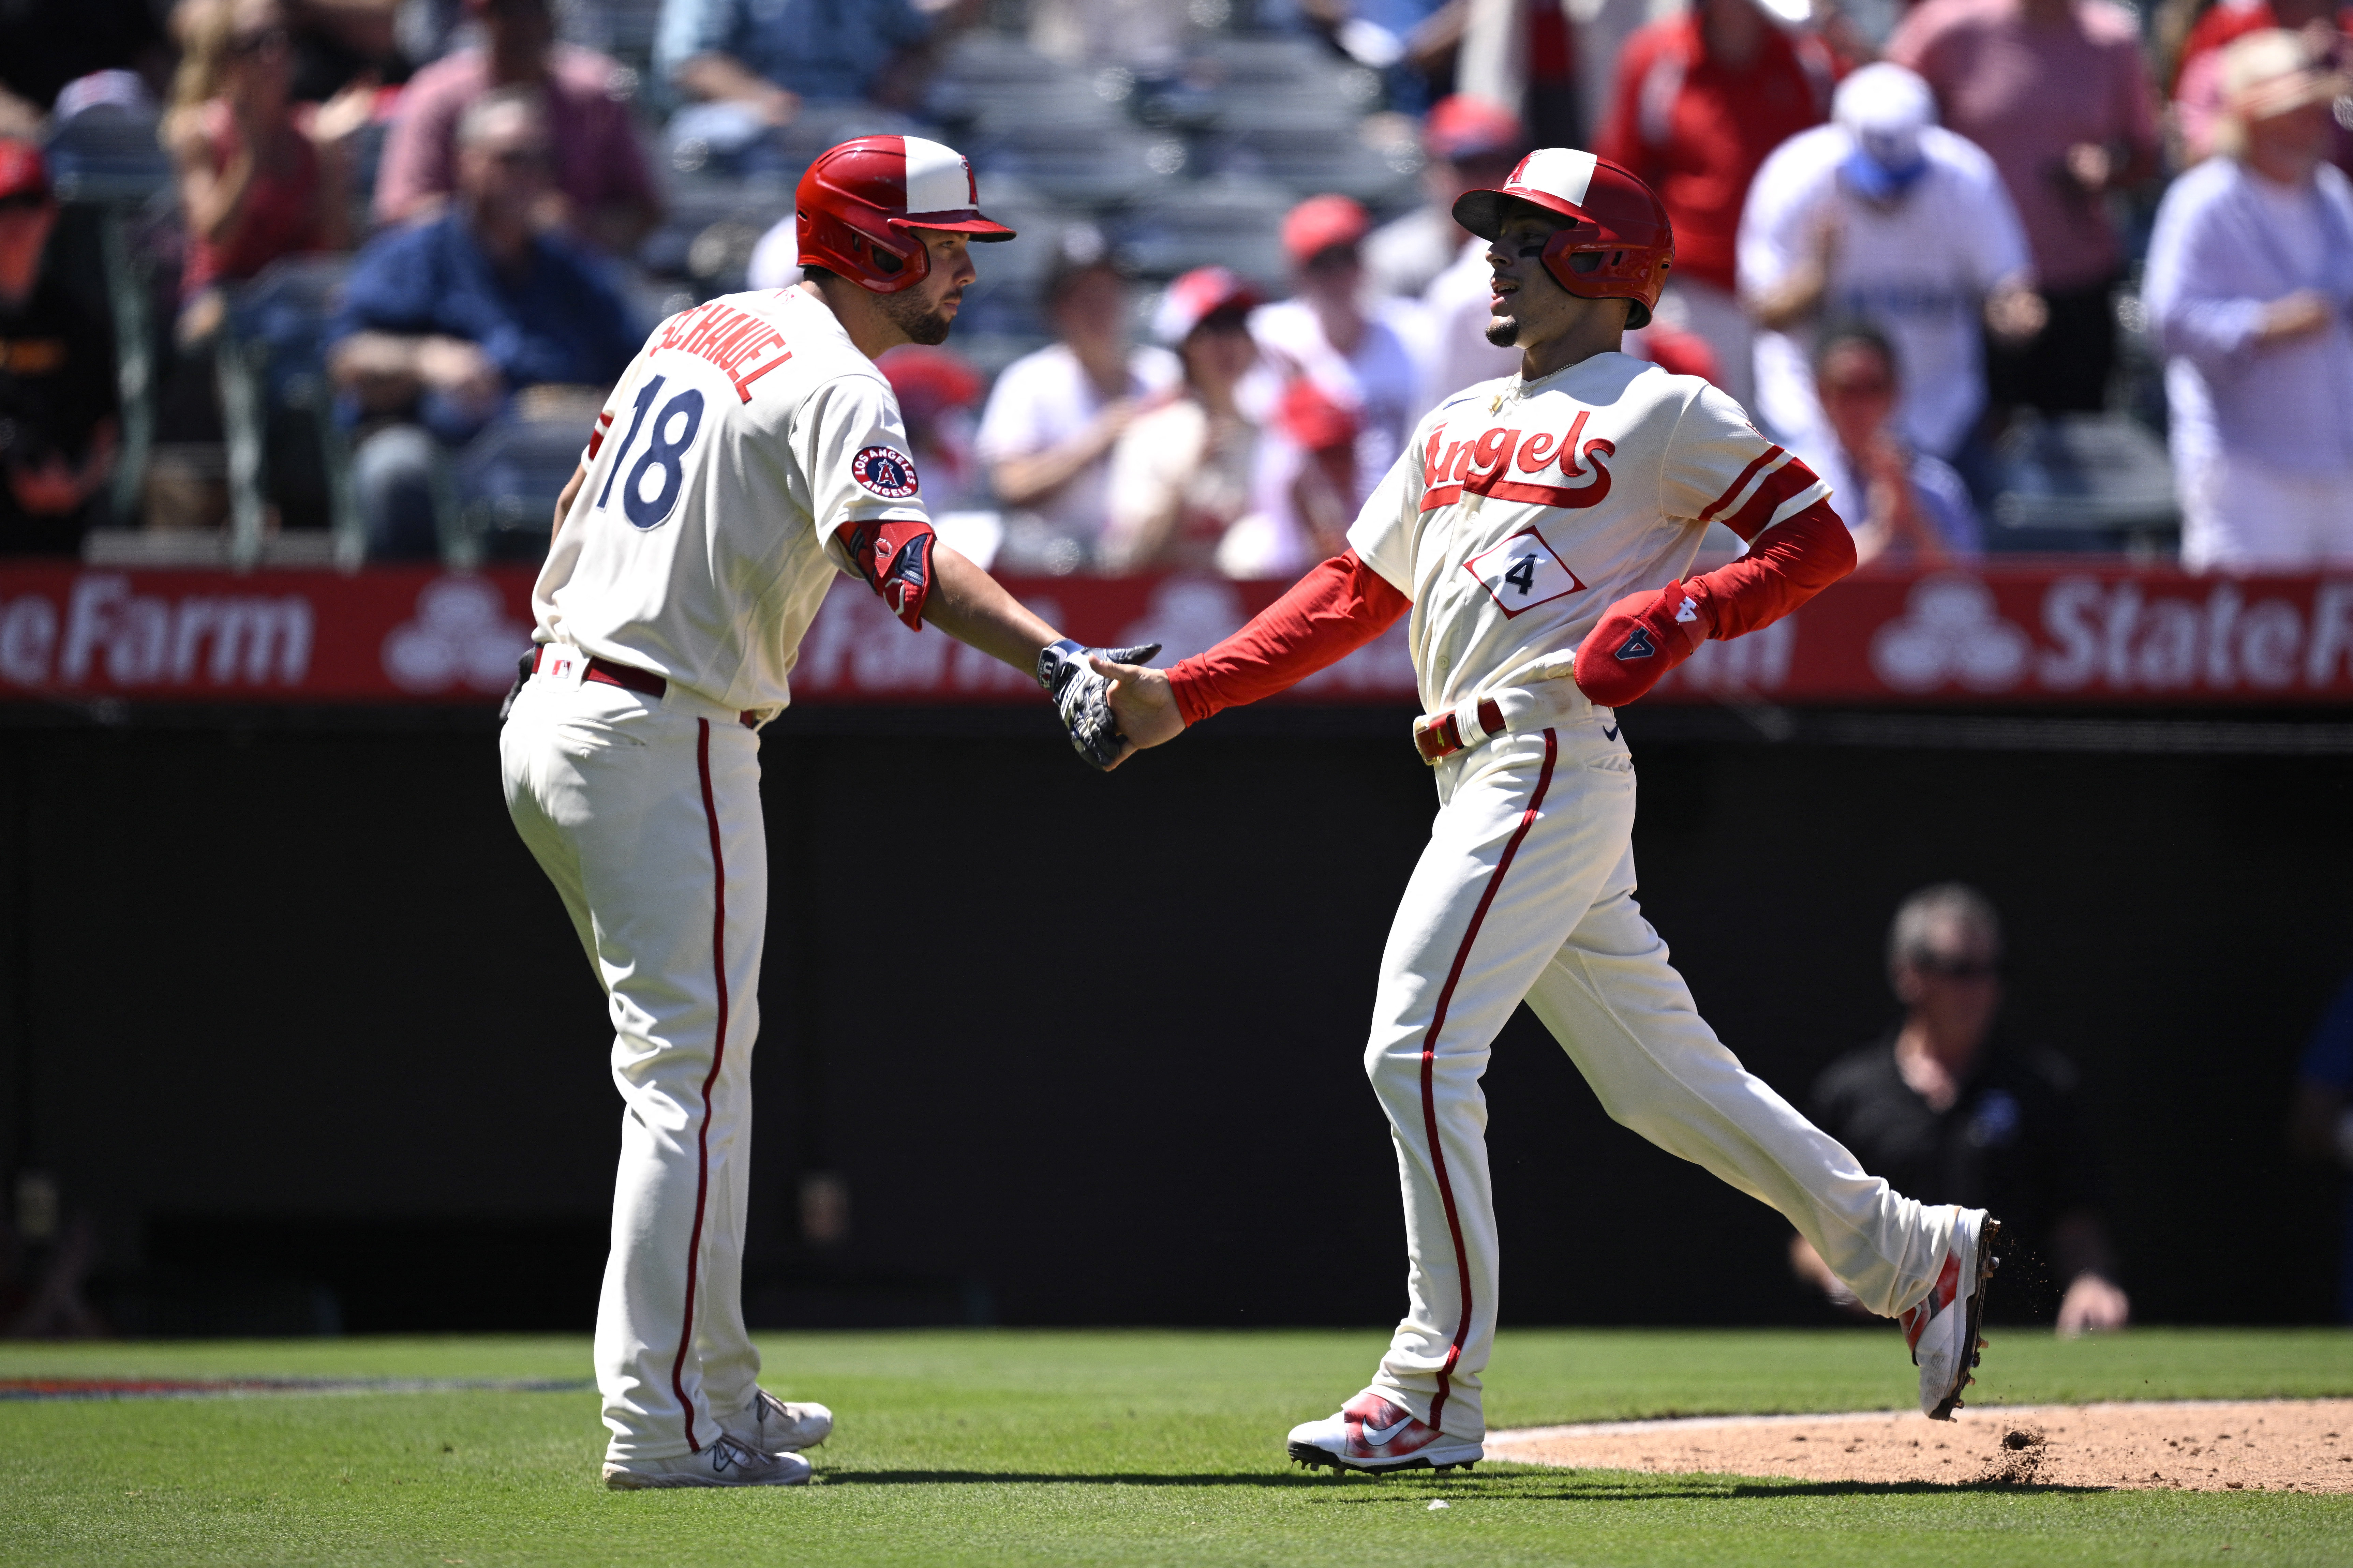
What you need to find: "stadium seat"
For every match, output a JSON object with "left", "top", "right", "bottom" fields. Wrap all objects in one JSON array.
[
  {"left": 1987, "top": 412, "right": 2181, "bottom": 555},
  {"left": 217, "top": 257, "right": 360, "bottom": 564}
]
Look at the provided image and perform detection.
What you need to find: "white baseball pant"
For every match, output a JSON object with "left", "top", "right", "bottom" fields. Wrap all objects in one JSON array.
[
  {"left": 1364, "top": 710, "right": 1959, "bottom": 1440},
  {"left": 499, "top": 669, "right": 766, "bottom": 1462}
]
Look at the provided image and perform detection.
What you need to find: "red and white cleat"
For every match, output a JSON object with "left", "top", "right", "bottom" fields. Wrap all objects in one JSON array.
[
  {"left": 1286, "top": 1392, "right": 1483, "bottom": 1474},
  {"left": 1902, "top": 1207, "right": 2001, "bottom": 1420}
]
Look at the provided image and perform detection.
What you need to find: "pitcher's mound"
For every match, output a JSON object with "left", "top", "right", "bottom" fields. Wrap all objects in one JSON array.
[{"left": 1487, "top": 1399, "right": 2353, "bottom": 1491}]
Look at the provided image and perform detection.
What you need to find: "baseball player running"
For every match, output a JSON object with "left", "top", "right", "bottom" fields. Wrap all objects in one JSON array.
[
  {"left": 500, "top": 136, "right": 1148, "bottom": 1489},
  {"left": 1098, "top": 150, "right": 1998, "bottom": 1473}
]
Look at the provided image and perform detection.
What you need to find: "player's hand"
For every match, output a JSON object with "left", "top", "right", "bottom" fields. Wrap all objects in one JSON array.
[
  {"left": 1573, "top": 581, "right": 1713, "bottom": 709},
  {"left": 1094, "top": 653, "right": 1184, "bottom": 758},
  {"left": 1037, "top": 639, "right": 1162, "bottom": 771}
]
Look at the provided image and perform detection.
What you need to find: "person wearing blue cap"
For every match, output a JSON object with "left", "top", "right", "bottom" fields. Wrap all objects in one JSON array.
[{"left": 1738, "top": 62, "right": 2047, "bottom": 470}]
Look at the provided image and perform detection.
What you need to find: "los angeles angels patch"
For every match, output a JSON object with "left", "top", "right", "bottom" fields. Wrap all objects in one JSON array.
[
  {"left": 1463, "top": 529, "right": 1584, "bottom": 617},
  {"left": 851, "top": 446, "right": 920, "bottom": 499}
]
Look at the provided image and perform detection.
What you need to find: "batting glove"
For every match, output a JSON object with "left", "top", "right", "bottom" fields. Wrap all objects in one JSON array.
[
  {"left": 1038, "top": 639, "right": 1163, "bottom": 770},
  {"left": 1573, "top": 580, "right": 1713, "bottom": 708}
]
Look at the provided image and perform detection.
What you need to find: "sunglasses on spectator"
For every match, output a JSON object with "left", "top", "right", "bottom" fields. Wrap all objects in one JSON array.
[
  {"left": 228, "top": 26, "right": 290, "bottom": 58},
  {"left": 1820, "top": 373, "right": 1894, "bottom": 399},
  {"left": 1911, "top": 953, "right": 1998, "bottom": 980}
]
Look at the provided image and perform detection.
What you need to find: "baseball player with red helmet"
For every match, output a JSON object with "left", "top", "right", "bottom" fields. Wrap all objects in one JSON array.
[
  {"left": 1099, "top": 150, "right": 1999, "bottom": 1472},
  {"left": 500, "top": 135, "right": 1152, "bottom": 1489}
]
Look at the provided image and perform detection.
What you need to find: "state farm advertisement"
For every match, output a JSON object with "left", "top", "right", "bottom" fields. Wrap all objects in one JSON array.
[{"left": 0, "top": 562, "right": 2348, "bottom": 708}]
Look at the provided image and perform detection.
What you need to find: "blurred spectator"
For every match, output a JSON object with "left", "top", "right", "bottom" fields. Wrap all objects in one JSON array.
[
  {"left": 1364, "top": 94, "right": 1525, "bottom": 301},
  {"left": 374, "top": 0, "right": 659, "bottom": 255},
  {"left": 1454, "top": 0, "right": 1584, "bottom": 149},
  {"left": 1791, "top": 885, "right": 2130, "bottom": 1334},
  {"left": 2288, "top": 970, "right": 2353, "bottom": 1321},
  {"left": 975, "top": 230, "right": 1180, "bottom": 574},
  {"left": 281, "top": 0, "right": 405, "bottom": 102},
  {"left": 656, "top": 0, "right": 945, "bottom": 146},
  {"left": 327, "top": 88, "right": 638, "bottom": 558},
  {"left": 1595, "top": 0, "right": 1835, "bottom": 410},
  {"left": 0, "top": 141, "right": 118, "bottom": 557},
  {"left": 1798, "top": 321, "right": 1982, "bottom": 564},
  {"left": 1251, "top": 195, "right": 1425, "bottom": 514},
  {"left": 2146, "top": 31, "right": 2353, "bottom": 572},
  {"left": 1027, "top": 0, "right": 1188, "bottom": 68},
  {"left": 2174, "top": 0, "right": 2348, "bottom": 86},
  {"left": 878, "top": 344, "right": 986, "bottom": 512},
  {"left": 165, "top": 0, "right": 375, "bottom": 341},
  {"left": 0, "top": 0, "right": 170, "bottom": 134},
  {"left": 2174, "top": 0, "right": 2353, "bottom": 171},
  {"left": 1888, "top": 0, "right": 2161, "bottom": 417},
  {"left": 1740, "top": 63, "right": 2044, "bottom": 464},
  {"left": 1101, "top": 267, "right": 1276, "bottom": 575}
]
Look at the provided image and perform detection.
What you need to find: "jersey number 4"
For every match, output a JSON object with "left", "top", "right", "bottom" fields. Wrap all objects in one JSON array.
[{"left": 596, "top": 374, "right": 707, "bottom": 530}]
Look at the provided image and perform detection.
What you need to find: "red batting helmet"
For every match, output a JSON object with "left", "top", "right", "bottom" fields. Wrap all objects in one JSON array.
[
  {"left": 1453, "top": 148, "right": 1672, "bottom": 329},
  {"left": 796, "top": 135, "right": 1015, "bottom": 295}
]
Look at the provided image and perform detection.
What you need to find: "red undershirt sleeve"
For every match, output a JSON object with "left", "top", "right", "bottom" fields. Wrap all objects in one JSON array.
[
  {"left": 1166, "top": 549, "right": 1412, "bottom": 726},
  {"left": 1686, "top": 496, "right": 1856, "bottom": 643}
]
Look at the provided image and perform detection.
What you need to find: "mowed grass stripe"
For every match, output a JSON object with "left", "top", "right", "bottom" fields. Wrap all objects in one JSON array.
[{"left": 1, "top": 1329, "right": 2348, "bottom": 1567}]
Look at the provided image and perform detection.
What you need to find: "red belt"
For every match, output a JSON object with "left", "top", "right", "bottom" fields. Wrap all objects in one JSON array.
[
  {"left": 1413, "top": 696, "right": 1505, "bottom": 764},
  {"left": 534, "top": 646, "right": 759, "bottom": 728}
]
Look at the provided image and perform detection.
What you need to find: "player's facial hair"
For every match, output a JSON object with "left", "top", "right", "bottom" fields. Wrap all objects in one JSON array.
[
  {"left": 876, "top": 275, "right": 955, "bottom": 346},
  {"left": 1484, "top": 313, "right": 1520, "bottom": 348}
]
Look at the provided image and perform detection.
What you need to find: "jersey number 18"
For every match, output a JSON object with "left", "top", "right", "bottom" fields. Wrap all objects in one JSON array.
[{"left": 596, "top": 373, "right": 707, "bottom": 530}]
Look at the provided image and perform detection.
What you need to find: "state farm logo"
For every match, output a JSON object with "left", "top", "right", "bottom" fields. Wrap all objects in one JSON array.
[
  {"left": 382, "top": 577, "right": 532, "bottom": 694},
  {"left": 0, "top": 574, "right": 311, "bottom": 688},
  {"left": 1870, "top": 575, "right": 2034, "bottom": 693},
  {"left": 1863, "top": 574, "right": 2353, "bottom": 695}
]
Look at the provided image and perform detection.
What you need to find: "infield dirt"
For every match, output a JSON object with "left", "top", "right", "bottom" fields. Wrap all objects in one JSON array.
[{"left": 1488, "top": 1399, "right": 2353, "bottom": 1491}]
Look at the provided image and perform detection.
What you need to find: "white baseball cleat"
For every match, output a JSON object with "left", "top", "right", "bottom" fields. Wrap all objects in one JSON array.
[
  {"left": 601, "top": 1434, "right": 812, "bottom": 1489},
  {"left": 726, "top": 1388, "right": 833, "bottom": 1453},
  {"left": 1287, "top": 1392, "right": 1483, "bottom": 1474},
  {"left": 1902, "top": 1207, "right": 2001, "bottom": 1420}
]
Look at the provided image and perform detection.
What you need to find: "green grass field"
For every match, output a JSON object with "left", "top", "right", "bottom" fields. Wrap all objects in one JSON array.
[{"left": 4, "top": 1328, "right": 2350, "bottom": 1566}]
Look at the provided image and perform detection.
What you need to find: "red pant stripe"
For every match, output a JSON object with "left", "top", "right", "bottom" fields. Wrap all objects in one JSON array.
[
  {"left": 1420, "top": 728, "right": 1558, "bottom": 1431},
  {"left": 671, "top": 717, "right": 729, "bottom": 1453}
]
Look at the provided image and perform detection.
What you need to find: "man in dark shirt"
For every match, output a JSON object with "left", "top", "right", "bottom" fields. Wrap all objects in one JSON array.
[
  {"left": 328, "top": 86, "right": 638, "bottom": 558},
  {"left": 1793, "top": 883, "right": 2131, "bottom": 1331},
  {"left": 0, "top": 141, "right": 118, "bottom": 557}
]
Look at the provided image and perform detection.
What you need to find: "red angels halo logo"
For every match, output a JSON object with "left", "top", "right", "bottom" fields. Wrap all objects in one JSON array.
[{"left": 851, "top": 446, "right": 921, "bottom": 499}]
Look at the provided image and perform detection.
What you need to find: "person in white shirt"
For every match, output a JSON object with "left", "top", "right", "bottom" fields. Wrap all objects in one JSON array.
[
  {"left": 500, "top": 137, "right": 1150, "bottom": 1490},
  {"left": 2145, "top": 30, "right": 2353, "bottom": 571},
  {"left": 1250, "top": 194, "right": 1430, "bottom": 513},
  {"left": 1739, "top": 62, "right": 2046, "bottom": 462},
  {"left": 973, "top": 227, "right": 1181, "bottom": 572}
]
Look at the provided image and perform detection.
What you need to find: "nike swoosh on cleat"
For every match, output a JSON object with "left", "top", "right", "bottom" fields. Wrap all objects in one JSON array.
[{"left": 1360, "top": 1416, "right": 1414, "bottom": 1446}]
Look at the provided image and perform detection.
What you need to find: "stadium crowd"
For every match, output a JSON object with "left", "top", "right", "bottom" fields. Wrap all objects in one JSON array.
[{"left": 0, "top": 0, "right": 2348, "bottom": 571}]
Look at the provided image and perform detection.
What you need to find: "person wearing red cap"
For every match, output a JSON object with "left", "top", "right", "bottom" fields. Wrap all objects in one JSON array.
[
  {"left": 1095, "top": 147, "right": 2000, "bottom": 1469},
  {"left": 1102, "top": 266, "right": 1285, "bottom": 573},
  {"left": 373, "top": 0, "right": 659, "bottom": 254},
  {"left": 1594, "top": 0, "right": 1837, "bottom": 408},
  {"left": 0, "top": 140, "right": 119, "bottom": 556},
  {"left": 500, "top": 135, "right": 1154, "bottom": 1489},
  {"left": 1252, "top": 194, "right": 1427, "bottom": 525},
  {"left": 1365, "top": 94, "right": 1528, "bottom": 300}
]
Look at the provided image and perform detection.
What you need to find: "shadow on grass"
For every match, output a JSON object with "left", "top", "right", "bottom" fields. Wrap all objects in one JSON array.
[{"left": 818, "top": 1469, "right": 2113, "bottom": 1499}]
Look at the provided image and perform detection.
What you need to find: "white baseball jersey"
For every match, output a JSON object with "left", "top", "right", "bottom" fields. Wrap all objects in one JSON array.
[
  {"left": 1347, "top": 351, "right": 1830, "bottom": 715},
  {"left": 531, "top": 284, "right": 929, "bottom": 712},
  {"left": 1739, "top": 124, "right": 2032, "bottom": 459}
]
